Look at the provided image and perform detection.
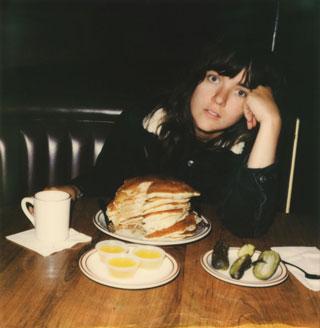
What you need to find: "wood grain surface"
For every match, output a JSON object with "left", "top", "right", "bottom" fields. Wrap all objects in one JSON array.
[{"left": 0, "top": 198, "right": 319, "bottom": 328}]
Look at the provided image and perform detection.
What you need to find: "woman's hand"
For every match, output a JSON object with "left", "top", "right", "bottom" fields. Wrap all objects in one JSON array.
[
  {"left": 243, "top": 86, "right": 281, "bottom": 130},
  {"left": 244, "top": 86, "right": 282, "bottom": 169},
  {"left": 44, "top": 185, "right": 80, "bottom": 201}
]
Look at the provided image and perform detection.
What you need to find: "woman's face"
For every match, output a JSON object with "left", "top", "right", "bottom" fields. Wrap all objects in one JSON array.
[{"left": 190, "top": 69, "right": 249, "bottom": 140}]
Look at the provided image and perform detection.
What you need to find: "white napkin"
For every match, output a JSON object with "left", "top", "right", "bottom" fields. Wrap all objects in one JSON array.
[
  {"left": 271, "top": 246, "right": 320, "bottom": 292},
  {"left": 6, "top": 228, "right": 92, "bottom": 257}
]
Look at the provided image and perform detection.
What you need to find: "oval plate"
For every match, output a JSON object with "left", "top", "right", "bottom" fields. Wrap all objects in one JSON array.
[
  {"left": 93, "top": 210, "right": 212, "bottom": 246},
  {"left": 201, "top": 247, "right": 288, "bottom": 287},
  {"left": 79, "top": 248, "right": 180, "bottom": 289}
]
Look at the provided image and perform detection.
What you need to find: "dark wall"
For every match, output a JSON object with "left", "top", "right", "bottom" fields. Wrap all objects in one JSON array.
[
  {"left": 1, "top": 0, "right": 319, "bottom": 218},
  {"left": 276, "top": 0, "right": 319, "bottom": 218},
  {"left": 2, "top": 0, "right": 277, "bottom": 107}
]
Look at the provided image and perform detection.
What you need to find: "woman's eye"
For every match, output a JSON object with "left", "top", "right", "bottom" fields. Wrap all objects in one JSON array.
[
  {"left": 207, "top": 74, "right": 220, "bottom": 83},
  {"left": 237, "top": 89, "right": 248, "bottom": 97}
]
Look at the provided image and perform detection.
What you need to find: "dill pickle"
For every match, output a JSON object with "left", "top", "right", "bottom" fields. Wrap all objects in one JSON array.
[
  {"left": 238, "top": 244, "right": 256, "bottom": 257},
  {"left": 229, "top": 254, "right": 252, "bottom": 280},
  {"left": 253, "top": 250, "right": 280, "bottom": 280},
  {"left": 211, "top": 239, "right": 229, "bottom": 270}
]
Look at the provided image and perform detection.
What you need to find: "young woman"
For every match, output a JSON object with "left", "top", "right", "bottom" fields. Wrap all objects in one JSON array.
[{"left": 50, "top": 41, "right": 282, "bottom": 237}]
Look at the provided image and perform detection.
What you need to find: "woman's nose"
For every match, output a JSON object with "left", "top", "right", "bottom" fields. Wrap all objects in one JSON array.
[{"left": 213, "top": 88, "right": 228, "bottom": 106}]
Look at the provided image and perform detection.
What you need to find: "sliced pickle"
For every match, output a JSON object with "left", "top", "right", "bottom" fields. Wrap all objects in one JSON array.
[
  {"left": 229, "top": 254, "right": 252, "bottom": 280},
  {"left": 253, "top": 250, "right": 280, "bottom": 280},
  {"left": 238, "top": 243, "right": 256, "bottom": 257}
]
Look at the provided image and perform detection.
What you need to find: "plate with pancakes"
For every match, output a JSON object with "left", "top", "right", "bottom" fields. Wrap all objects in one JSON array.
[{"left": 93, "top": 177, "right": 212, "bottom": 246}]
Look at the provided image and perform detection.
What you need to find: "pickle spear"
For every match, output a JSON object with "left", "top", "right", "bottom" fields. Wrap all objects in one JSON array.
[
  {"left": 211, "top": 239, "right": 229, "bottom": 270},
  {"left": 253, "top": 250, "right": 280, "bottom": 280},
  {"left": 229, "top": 254, "right": 252, "bottom": 280}
]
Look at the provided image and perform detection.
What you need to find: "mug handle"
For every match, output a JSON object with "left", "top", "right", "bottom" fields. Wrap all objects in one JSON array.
[{"left": 21, "top": 197, "right": 35, "bottom": 226}]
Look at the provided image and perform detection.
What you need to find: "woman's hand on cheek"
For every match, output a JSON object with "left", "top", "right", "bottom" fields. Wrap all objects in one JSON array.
[
  {"left": 245, "top": 86, "right": 281, "bottom": 127},
  {"left": 245, "top": 86, "right": 282, "bottom": 168},
  {"left": 243, "top": 106, "right": 257, "bottom": 130}
]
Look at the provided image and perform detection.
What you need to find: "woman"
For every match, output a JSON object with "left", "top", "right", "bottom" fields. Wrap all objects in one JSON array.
[{"left": 50, "top": 40, "right": 282, "bottom": 237}]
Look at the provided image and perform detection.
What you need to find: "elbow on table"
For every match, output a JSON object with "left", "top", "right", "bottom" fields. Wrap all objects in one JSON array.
[{"left": 220, "top": 212, "right": 276, "bottom": 238}]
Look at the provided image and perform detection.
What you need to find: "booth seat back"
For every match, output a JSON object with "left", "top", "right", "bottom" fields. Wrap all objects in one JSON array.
[{"left": 0, "top": 108, "right": 123, "bottom": 206}]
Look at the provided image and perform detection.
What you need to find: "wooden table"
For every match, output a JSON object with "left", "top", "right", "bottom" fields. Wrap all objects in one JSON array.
[{"left": 1, "top": 198, "right": 319, "bottom": 328}]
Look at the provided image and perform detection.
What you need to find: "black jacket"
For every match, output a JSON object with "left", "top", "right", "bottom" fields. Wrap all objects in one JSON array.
[{"left": 72, "top": 109, "right": 278, "bottom": 238}]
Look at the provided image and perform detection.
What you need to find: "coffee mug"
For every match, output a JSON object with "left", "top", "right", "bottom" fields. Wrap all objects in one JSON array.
[{"left": 21, "top": 190, "right": 71, "bottom": 242}]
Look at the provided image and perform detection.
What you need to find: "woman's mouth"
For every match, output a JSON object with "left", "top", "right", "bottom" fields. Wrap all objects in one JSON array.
[{"left": 205, "top": 109, "right": 221, "bottom": 119}]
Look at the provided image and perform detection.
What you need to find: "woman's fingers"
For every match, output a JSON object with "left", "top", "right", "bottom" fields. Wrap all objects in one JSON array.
[
  {"left": 245, "top": 86, "right": 281, "bottom": 125},
  {"left": 244, "top": 107, "right": 256, "bottom": 130},
  {"left": 252, "top": 116, "right": 257, "bottom": 128}
]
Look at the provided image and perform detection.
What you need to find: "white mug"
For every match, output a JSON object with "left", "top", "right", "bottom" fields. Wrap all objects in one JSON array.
[{"left": 21, "top": 190, "right": 71, "bottom": 242}]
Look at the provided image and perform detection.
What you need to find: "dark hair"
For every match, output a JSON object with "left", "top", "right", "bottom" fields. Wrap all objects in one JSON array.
[{"left": 155, "top": 39, "right": 282, "bottom": 162}]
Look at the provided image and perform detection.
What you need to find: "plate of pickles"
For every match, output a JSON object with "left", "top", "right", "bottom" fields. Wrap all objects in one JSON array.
[{"left": 201, "top": 240, "right": 288, "bottom": 287}]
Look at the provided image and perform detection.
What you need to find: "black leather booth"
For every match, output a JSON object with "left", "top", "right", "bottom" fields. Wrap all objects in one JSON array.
[
  {"left": 0, "top": 107, "right": 123, "bottom": 206},
  {"left": 0, "top": 107, "right": 298, "bottom": 215}
]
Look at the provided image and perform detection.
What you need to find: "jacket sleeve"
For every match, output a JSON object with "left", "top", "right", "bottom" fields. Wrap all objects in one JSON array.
[
  {"left": 70, "top": 110, "right": 146, "bottom": 197},
  {"left": 218, "top": 163, "right": 279, "bottom": 238}
]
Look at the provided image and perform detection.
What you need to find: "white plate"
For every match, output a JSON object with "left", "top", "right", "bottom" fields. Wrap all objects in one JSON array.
[
  {"left": 79, "top": 248, "right": 180, "bottom": 289},
  {"left": 201, "top": 247, "right": 288, "bottom": 287},
  {"left": 93, "top": 210, "right": 212, "bottom": 246}
]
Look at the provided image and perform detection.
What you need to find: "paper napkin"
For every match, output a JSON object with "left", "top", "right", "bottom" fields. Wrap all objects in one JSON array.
[
  {"left": 6, "top": 228, "right": 92, "bottom": 257},
  {"left": 271, "top": 246, "right": 320, "bottom": 292}
]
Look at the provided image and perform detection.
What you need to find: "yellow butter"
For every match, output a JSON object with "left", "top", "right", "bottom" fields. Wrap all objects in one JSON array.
[
  {"left": 134, "top": 249, "right": 161, "bottom": 259},
  {"left": 99, "top": 245, "right": 124, "bottom": 254},
  {"left": 108, "top": 257, "right": 137, "bottom": 268}
]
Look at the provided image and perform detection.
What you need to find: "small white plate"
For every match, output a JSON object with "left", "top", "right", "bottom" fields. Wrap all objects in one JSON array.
[
  {"left": 93, "top": 210, "right": 212, "bottom": 246},
  {"left": 79, "top": 248, "right": 180, "bottom": 289},
  {"left": 201, "top": 247, "right": 288, "bottom": 287}
]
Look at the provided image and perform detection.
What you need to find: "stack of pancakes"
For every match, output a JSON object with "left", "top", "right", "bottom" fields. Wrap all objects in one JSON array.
[{"left": 106, "top": 177, "right": 201, "bottom": 239}]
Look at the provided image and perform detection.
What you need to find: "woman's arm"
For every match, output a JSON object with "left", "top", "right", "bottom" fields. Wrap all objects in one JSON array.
[
  {"left": 219, "top": 163, "right": 279, "bottom": 238},
  {"left": 243, "top": 86, "right": 282, "bottom": 168},
  {"left": 219, "top": 86, "right": 282, "bottom": 237}
]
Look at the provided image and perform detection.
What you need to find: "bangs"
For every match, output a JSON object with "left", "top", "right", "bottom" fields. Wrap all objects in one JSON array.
[
  {"left": 197, "top": 42, "right": 281, "bottom": 91},
  {"left": 206, "top": 51, "right": 250, "bottom": 79}
]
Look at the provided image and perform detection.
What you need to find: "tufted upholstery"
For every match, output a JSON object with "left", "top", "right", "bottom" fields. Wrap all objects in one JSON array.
[{"left": 0, "top": 108, "right": 123, "bottom": 206}]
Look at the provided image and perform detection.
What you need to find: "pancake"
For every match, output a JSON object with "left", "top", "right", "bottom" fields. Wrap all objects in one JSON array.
[
  {"left": 145, "top": 212, "right": 199, "bottom": 239},
  {"left": 106, "top": 176, "right": 201, "bottom": 240},
  {"left": 142, "top": 202, "right": 190, "bottom": 215}
]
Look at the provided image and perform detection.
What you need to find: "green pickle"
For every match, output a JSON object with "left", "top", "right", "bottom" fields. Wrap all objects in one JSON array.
[
  {"left": 229, "top": 254, "right": 252, "bottom": 279},
  {"left": 238, "top": 243, "right": 255, "bottom": 257},
  {"left": 211, "top": 239, "right": 229, "bottom": 270},
  {"left": 253, "top": 250, "right": 280, "bottom": 280}
]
